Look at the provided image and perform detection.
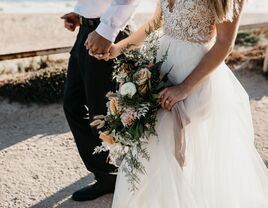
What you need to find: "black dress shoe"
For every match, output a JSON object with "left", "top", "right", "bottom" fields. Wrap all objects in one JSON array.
[{"left": 72, "top": 179, "right": 115, "bottom": 201}]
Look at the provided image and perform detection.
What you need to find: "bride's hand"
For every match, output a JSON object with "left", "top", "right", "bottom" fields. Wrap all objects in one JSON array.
[
  {"left": 93, "top": 43, "right": 122, "bottom": 61},
  {"left": 159, "top": 84, "right": 191, "bottom": 111}
]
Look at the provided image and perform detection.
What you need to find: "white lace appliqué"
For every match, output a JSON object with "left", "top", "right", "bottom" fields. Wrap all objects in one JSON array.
[{"left": 161, "top": 0, "right": 216, "bottom": 44}]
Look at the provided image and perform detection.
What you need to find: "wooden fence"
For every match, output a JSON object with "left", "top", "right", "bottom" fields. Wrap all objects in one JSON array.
[
  {"left": 0, "top": 22, "right": 268, "bottom": 72},
  {"left": 0, "top": 47, "right": 71, "bottom": 61}
]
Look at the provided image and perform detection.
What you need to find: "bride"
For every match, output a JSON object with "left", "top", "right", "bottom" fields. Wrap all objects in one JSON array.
[{"left": 95, "top": 0, "right": 268, "bottom": 207}]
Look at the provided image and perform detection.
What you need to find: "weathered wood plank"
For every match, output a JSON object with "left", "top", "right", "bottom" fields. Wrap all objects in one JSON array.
[{"left": 0, "top": 47, "right": 71, "bottom": 61}]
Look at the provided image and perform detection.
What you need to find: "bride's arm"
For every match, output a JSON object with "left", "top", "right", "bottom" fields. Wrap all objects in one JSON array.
[
  {"left": 106, "top": 1, "right": 162, "bottom": 59},
  {"left": 161, "top": 0, "right": 245, "bottom": 111}
]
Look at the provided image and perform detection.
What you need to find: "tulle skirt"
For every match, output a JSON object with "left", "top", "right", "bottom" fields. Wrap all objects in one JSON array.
[{"left": 112, "top": 35, "right": 268, "bottom": 208}]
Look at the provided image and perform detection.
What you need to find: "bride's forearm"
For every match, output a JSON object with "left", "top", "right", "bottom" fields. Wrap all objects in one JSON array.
[
  {"left": 182, "top": 40, "right": 233, "bottom": 92},
  {"left": 117, "top": 2, "right": 162, "bottom": 51},
  {"left": 182, "top": 6, "right": 244, "bottom": 93}
]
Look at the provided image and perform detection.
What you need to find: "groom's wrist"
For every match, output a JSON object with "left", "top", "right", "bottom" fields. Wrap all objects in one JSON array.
[{"left": 96, "top": 22, "right": 119, "bottom": 43}]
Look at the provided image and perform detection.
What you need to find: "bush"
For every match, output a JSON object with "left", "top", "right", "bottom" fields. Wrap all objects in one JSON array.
[
  {"left": 0, "top": 64, "right": 67, "bottom": 104},
  {"left": 235, "top": 32, "right": 260, "bottom": 46}
]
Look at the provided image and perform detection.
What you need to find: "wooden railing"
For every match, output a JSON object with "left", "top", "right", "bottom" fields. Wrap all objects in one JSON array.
[
  {"left": 0, "top": 47, "right": 71, "bottom": 61},
  {"left": 0, "top": 22, "right": 268, "bottom": 72}
]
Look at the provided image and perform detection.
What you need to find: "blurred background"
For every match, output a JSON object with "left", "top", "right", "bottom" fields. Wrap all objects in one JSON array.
[{"left": 0, "top": 0, "right": 268, "bottom": 207}]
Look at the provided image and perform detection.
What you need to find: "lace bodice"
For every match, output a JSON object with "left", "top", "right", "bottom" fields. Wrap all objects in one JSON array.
[{"left": 160, "top": 0, "right": 239, "bottom": 44}]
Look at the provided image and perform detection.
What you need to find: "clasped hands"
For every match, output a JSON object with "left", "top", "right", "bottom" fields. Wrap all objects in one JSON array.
[
  {"left": 61, "top": 12, "right": 119, "bottom": 61},
  {"left": 84, "top": 31, "right": 120, "bottom": 61}
]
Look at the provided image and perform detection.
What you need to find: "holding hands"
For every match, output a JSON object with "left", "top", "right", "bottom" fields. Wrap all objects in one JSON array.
[
  {"left": 84, "top": 31, "right": 114, "bottom": 59},
  {"left": 86, "top": 41, "right": 122, "bottom": 61},
  {"left": 61, "top": 12, "right": 119, "bottom": 60}
]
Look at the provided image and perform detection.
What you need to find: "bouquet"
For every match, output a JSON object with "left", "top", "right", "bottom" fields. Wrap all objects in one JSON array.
[{"left": 90, "top": 33, "right": 170, "bottom": 192}]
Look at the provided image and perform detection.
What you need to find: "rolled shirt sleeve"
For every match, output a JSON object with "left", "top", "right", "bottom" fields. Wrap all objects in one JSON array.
[{"left": 96, "top": 0, "right": 140, "bottom": 42}]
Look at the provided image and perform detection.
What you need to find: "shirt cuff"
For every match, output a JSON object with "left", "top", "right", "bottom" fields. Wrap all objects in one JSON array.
[{"left": 95, "top": 22, "right": 120, "bottom": 43}]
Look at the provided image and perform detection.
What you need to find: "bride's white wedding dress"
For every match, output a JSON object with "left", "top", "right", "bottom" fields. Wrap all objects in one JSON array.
[{"left": 112, "top": 0, "right": 268, "bottom": 207}]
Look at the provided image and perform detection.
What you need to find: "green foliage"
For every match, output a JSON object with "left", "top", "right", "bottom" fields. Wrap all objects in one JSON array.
[
  {"left": 91, "top": 32, "right": 168, "bottom": 192},
  {"left": 235, "top": 32, "right": 260, "bottom": 46},
  {"left": 0, "top": 65, "right": 67, "bottom": 104}
]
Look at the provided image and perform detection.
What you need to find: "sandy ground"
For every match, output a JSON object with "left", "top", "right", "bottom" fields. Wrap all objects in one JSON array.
[
  {"left": 0, "top": 67, "right": 267, "bottom": 208},
  {"left": 0, "top": 13, "right": 76, "bottom": 55},
  {"left": 0, "top": 12, "right": 268, "bottom": 208}
]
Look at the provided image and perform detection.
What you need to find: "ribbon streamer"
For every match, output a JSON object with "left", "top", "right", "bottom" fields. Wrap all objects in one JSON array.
[{"left": 172, "top": 101, "right": 191, "bottom": 168}]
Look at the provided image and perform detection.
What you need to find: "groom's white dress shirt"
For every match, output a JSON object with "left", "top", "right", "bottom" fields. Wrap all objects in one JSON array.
[{"left": 74, "top": 0, "right": 140, "bottom": 42}]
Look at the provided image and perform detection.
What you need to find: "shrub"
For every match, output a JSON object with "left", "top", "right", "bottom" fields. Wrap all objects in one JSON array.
[
  {"left": 235, "top": 32, "right": 260, "bottom": 46},
  {"left": 0, "top": 64, "right": 67, "bottom": 104}
]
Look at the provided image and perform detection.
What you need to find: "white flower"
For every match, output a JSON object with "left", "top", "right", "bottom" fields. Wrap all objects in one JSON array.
[
  {"left": 119, "top": 82, "right": 137, "bottom": 98},
  {"left": 124, "top": 146, "right": 130, "bottom": 154}
]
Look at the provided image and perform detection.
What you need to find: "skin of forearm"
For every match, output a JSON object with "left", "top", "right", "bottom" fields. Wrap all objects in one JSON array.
[
  {"left": 182, "top": 38, "right": 234, "bottom": 93},
  {"left": 182, "top": 15, "right": 243, "bottom": 93},
  {"left": 117, "top": 20, "right": 154, "bottom": 49},
  {"left": 117, "top": 3, "right": 162, "bottom": 50}
]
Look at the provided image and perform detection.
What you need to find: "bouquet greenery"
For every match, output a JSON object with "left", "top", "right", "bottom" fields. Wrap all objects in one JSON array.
[{"left": 90, "top": 33, "right": 169, "bottom": 192}]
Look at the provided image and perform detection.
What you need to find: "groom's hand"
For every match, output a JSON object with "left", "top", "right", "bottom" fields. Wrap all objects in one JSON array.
[
  {"left": 84, "top": 31, "right": 112, "bottom": 56},
  {"left": 61, "top": 12, "right": 80, "bottom": 32},
  {"left": 92, "top": 44, "right": 121, "bottom": 61}
]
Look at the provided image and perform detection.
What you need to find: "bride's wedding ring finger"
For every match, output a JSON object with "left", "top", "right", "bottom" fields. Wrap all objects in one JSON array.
[
  {"left": 161, "top": 95, "right": 171, "bottom": 109},
  {"left": 167, "top": 96, "right": 175, "bottom": 108},
  {"left": 165, "top": 99, "right": 170, "bottom": 104},
  {"left": 165, "top": 98, "right": 172, "bottom": 109}
]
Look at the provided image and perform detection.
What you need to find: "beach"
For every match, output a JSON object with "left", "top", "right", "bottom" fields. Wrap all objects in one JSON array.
[{"left": 0, "top": 1, "right": 268, "bottom": 207}]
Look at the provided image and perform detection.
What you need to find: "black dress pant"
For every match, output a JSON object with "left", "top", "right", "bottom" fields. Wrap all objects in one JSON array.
[{"left": 63, "top": 21, "right": 128, "bottom": 181}]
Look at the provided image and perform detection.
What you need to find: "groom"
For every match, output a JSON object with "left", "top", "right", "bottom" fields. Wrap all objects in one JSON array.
[{"left": 62, "top": 0, "right": 140, "bottom": 201}]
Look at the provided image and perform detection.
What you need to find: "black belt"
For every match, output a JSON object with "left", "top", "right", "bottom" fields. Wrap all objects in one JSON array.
[{"left": 80, "top": 16, "right": 100, "bottom": 27}]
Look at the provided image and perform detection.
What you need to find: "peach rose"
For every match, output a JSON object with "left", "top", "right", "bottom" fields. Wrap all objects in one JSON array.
[
  {"left": 120, "top": 112, "right": 135, "bottom": 127},
  {"left": 134, "top": 68, "right": 152, "bottom": 86}
]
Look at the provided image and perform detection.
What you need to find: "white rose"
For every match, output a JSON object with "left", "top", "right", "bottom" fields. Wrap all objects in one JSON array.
[{"left": 120, "top": 82, "right": 137, "bottom": 98}]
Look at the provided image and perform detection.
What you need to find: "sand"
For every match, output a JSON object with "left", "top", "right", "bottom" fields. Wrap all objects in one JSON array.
[
  {"left": 0, "top": 66, "right": 267, "bottom": 208},
  {"left": 0, "top": 13, "right": 76, "bottom": 55},
  {"left": 0, "top": 13, "right": 268, "bottom": 208}
]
